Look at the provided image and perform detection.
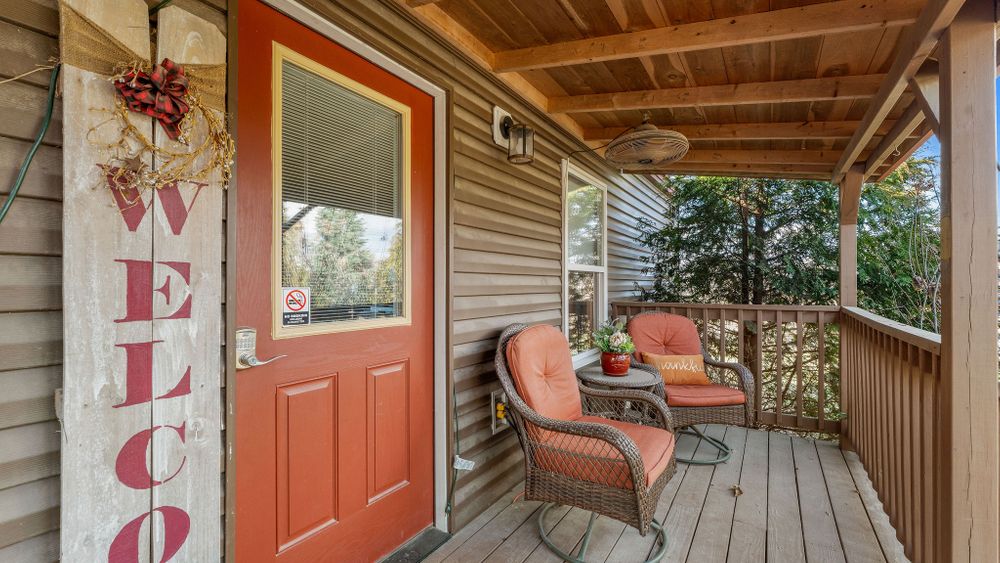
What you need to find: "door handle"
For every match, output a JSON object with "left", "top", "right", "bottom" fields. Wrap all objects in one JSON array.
[
  {"left": 237, "top": 352, "right": 287, "bottom": 370},
  {"left": 235, "top": 327, "right": 287, "bottom": 370}
]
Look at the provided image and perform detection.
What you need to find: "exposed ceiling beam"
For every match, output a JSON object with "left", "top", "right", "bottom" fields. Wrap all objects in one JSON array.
[
  {"left": 908, "top": 60, "right": 940, "bottom": 133},
  {"left": 493, "top": 0, "right": 922, "bottom": 71},
  {"left": 862, "top": 103, "right": 926, "bottom": 179},
  {"left": 831, "top": 0, "right": 966, "bottom": 183},
  {"left": 583, "top": 120, "right": 905, "bottom": 142},
  {"left": 874, "top": 129, "right": 935, "bottom": 182},
  {"left": 631, "top": 162, "right": 834, "bottom": 177},
  {"left": 549, "top": 74, "right": 885, "bottom": 113},
  {"left": 646, "top": 167, "right": 832, "bottom": 180},
  {"left": 681, "top": 149, "right": 843, "bottom": 166}
]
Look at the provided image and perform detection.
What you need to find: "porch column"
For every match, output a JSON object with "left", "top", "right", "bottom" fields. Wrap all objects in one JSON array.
[
  {"left": 939, "top": 0, "right": 999, "bottom": 560},
  {"left": 838, "top": 165, "right": 863, "bottom": 308}
]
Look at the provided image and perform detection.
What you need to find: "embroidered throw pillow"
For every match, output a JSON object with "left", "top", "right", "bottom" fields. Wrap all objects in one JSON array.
[{"left": 643, "top": 352, "right": 710, "bottom": 385}]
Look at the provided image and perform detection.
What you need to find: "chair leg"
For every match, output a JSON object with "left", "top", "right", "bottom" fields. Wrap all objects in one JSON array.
[
  {"left": 675, "top": 425, "right": 731, "bottom": 465},
  {"left": 537, "top": 503, "right": 669, "bottom": 563}
]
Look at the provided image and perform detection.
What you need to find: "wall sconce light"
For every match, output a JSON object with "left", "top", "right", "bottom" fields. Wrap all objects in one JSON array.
[
  {"left": 500, "top": 116, "right": 534, "bottom": 165},
  {"left": 492, "top": 106, "right": 534, "bottom": 165}
]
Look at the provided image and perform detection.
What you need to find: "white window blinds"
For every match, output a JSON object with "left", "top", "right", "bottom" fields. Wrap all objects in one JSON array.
[{"left": 281, "top": 60, "right": 402, "bottom": 219}]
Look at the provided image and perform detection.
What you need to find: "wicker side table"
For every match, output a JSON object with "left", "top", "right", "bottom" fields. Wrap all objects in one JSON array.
[{"left": 576, "top": 365, "right": 660, "bottom": 393}]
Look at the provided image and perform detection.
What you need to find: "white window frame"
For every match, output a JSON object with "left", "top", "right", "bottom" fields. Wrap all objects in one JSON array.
[{"left": 561, "top": 160, "right": 609, "bottom": 369}]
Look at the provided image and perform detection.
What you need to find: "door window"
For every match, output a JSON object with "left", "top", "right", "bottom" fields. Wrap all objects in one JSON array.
[{"left": 273, "top": 45, "right": 411, "bottom": 336}]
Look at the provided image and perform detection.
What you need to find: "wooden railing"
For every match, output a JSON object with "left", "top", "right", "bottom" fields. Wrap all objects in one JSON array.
[
  {"left": 611, "top": 302, "right": 842, "bottom": 433},
  {"left": 840, "top": 306, "right": 941, "bottom": 562}
]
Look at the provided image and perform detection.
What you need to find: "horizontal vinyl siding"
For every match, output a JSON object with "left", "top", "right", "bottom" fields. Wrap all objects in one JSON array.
[
  {"left": 0, "top": 1, "right": 62, "bottom": 559},
  {"left": 299, "top": 0, "right": 670, "bottom": 531}
]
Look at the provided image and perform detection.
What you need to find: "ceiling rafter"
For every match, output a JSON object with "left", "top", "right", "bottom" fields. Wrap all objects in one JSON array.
[
  {"left": 548, "top": 74, "right": 886, "bottom": 113},
  {"left": 832, "top": 0, "right": 967, "bottom": 182},
  {"left": 492, "top": 0, "right": 922, "bottom": 71},
  {"left": 583, "top": 120, "right": 906, "bottom": 142}
]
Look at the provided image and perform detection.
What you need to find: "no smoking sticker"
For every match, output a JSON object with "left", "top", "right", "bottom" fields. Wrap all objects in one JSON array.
[{"left": 282, "top": 287, "right": 310, "bottom": 326}]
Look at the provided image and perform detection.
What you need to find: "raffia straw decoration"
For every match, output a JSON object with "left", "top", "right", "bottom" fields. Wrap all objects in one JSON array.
[{"left": 88, "top": 66, "right": 234, "bottom": 207}]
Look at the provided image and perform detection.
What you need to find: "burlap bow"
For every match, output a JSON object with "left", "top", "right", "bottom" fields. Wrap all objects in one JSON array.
[{"left": 115, "top": 59, "right": 191, "bottom": 140}]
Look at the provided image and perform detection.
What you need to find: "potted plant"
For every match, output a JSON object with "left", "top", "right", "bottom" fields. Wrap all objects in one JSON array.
[{"left": 593, "top": 319, "right": 635, "bottom": 376}]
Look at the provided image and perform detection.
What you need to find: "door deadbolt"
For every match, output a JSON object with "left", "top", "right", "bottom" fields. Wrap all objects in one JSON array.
[{"left": 235, "top": 327, "right": 286, "bottom": 370}]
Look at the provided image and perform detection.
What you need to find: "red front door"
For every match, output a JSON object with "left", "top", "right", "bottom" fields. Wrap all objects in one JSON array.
[{"left": 235, "top": 2, "right": 435, "bottom": 561}]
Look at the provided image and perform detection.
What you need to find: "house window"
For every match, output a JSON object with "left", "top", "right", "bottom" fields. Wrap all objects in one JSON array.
[{"left": 563, "top": 163, "right": 607, "bottom": 363}]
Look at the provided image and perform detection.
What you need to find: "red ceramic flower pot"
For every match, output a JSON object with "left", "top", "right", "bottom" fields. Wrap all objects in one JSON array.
[{"left": 601, "top": 352, "right": 631, "bottom": 376}]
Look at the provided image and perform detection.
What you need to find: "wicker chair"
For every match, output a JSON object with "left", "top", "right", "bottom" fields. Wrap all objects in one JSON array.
[
  {"left": 627, "top": 311, "right": 755, "bottom": 465},
  {"left": 495, "top": 323, "right": 677, "bottom": 563}
]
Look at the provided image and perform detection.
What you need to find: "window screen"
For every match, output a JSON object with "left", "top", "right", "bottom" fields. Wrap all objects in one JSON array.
[{"left": 278, "top": 57, "right": 407, "bottom": 327}]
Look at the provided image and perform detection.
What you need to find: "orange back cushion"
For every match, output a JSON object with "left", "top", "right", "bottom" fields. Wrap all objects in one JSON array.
[
  {"left": 643, "top": 352, "right": 710, "bottom": 385},
  {"left": 628, "top": 313, "right": 701, "bottom": 358},
  {"left": 505, "top": 325, "right": 582, "bottom": 421}
]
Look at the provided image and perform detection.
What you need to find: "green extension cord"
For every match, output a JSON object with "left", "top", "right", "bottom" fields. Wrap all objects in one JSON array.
[{"left": 0, "top": 63, "right": 61, "bottom": 226}]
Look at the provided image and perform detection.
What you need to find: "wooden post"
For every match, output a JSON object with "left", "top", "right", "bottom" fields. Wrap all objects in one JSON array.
[
  {"left": 838, "top": 165, "right": 862, "bottom": 451},
  {"left": 939, "top": 0, "right": 999, "bottom": 560},
  {"left": 838, "top": 165, "right": 862, "bottom": 308}
]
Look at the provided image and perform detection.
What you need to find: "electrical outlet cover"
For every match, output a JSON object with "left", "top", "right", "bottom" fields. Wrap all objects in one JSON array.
[
  {"left": 490, "top": 389, "right": 509, "bottom": 435},
  {"left": 492, "top": 106, "right": 512, "bottom": 147}
]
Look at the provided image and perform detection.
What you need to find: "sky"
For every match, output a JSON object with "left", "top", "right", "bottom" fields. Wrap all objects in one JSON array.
[{"left": 908, "top": 79, "right": 1000, "bottom": 214}]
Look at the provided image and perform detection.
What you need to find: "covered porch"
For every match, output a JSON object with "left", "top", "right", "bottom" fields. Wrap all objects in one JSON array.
[
  {"left": 396, "top": 0, "right": 1000, "bottom": 561},
  {"left": 429, "top": 426, "right": 905, "bottom": 563}
]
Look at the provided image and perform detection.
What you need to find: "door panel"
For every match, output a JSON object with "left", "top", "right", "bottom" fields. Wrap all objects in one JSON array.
[
  {"left": 236, "top": 1, "right": 435, "bottom": 561},
  {"left": 367, "top": 361, "right": 410, "bottom": 502},
  {"left": 276, "top": 375, "right": 338, "bottom": 548}
]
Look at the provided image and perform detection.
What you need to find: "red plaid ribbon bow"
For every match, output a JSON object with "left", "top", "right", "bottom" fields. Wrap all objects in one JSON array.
[{"left": 115, "top": 58, "right": 191, "bottom": 140}]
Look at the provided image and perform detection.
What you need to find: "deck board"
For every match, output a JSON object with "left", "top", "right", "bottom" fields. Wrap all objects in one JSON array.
[
  {"left": 728, "top": 428, "right": 769, "bottom": 563},
  {"left": 423, "top": 428, "right": 908, "bottom": 563},
  {"left": 791, "top": 436, "right": 846, "bottom": 563},
  {"left": 766, "top": 432, "right": 806, "bottom": 562},
  {"left": 687, "top": 426, "right": 746, "bottom": 562}
]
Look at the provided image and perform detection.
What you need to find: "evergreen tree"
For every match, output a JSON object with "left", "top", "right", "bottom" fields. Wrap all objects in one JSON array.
[{"left": 311, "top": 207, "right": 374, "bottom": 307}]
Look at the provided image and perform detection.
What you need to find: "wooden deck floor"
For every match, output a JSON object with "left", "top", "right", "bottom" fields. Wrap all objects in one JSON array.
[{"left": 427, "top": 426, "right": 907, "bottom": 563}]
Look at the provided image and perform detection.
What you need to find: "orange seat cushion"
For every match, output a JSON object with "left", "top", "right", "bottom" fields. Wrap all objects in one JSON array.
[
  {"left": 505, "top": 324, "right": 582, "bottom": 421},
  {"left": 534, "top": 415, "right": 675, "bottom": 489},
  {"left": 664, "top": 384, "right": 746, "bottom": 407},
  {"left": 628, "top": 313, "right": 702, "bottom": 358},
  {"left": 643, "top": 352, "right": 710, "bottom": 385}
]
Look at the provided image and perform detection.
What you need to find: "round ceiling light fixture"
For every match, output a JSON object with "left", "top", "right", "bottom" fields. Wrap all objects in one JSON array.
[{"left": 603, "top": 114, "right": 689, "bottom": 171}]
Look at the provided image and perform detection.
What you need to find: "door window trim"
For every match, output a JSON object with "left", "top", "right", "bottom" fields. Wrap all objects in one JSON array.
[
  {"left": 270, "top": 42, "right": 413, "bottom": 339},
  {"left": 561, "top": 161, "right": 608, "bottom": 369}
]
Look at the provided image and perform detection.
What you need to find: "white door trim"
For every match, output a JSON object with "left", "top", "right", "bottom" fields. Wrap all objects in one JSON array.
[{"left": 258, "top": 0, "right": 450, "bottom": 532}]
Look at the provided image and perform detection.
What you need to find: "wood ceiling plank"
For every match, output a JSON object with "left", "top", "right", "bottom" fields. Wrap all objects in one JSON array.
[
  {"left": 548, "top": 74, "right": 885, "bottom": 113},
  {"left": 403, "top": 2, "right": 587, "bottom": 138},
  {"left": 831, "top": 0, "right": 966, "bottom": 182},
  {"left": 583, "top": 120, "right": 902, "bottom": 141},
  {"left": 492, "top": 0, "right": 922, "bottom": 71}
]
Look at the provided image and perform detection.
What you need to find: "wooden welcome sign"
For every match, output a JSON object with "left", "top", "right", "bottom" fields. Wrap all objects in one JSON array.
[{"left": 60, "top": 1, "right": 224, "bottom": 560}]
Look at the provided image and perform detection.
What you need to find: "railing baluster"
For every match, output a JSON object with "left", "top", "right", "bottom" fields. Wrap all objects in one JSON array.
[
  {"left": 817, "top": 315, "right": 826, "bottom": 432},
  {"left": 719, "top": 311, "right": 727, "bottom": 362},
  {"left": 737, "top": 309, "right": 745, "bottom": 369},
  {"left": 794, "top": 310, "right": 805, "bottom": 428},
  {"left": 775, "top": 316, "right": 784, "bottom": 425},
  {"left": 754, "top": 309, "right": 763, "bottom": 424}
]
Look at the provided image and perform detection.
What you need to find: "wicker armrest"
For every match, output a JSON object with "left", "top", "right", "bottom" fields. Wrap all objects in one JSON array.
[
  {"left": 703, "top": 355, "right": 755, "bottom": 421},
  {"left": 577, "top": 385, "right": 674, "bottom": 433},
  {"left": 517, "top": 407, "right": 648, "bottom": 490},
  {"left": 632, "top": 360, "right": 659, "bottom": 376}
]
